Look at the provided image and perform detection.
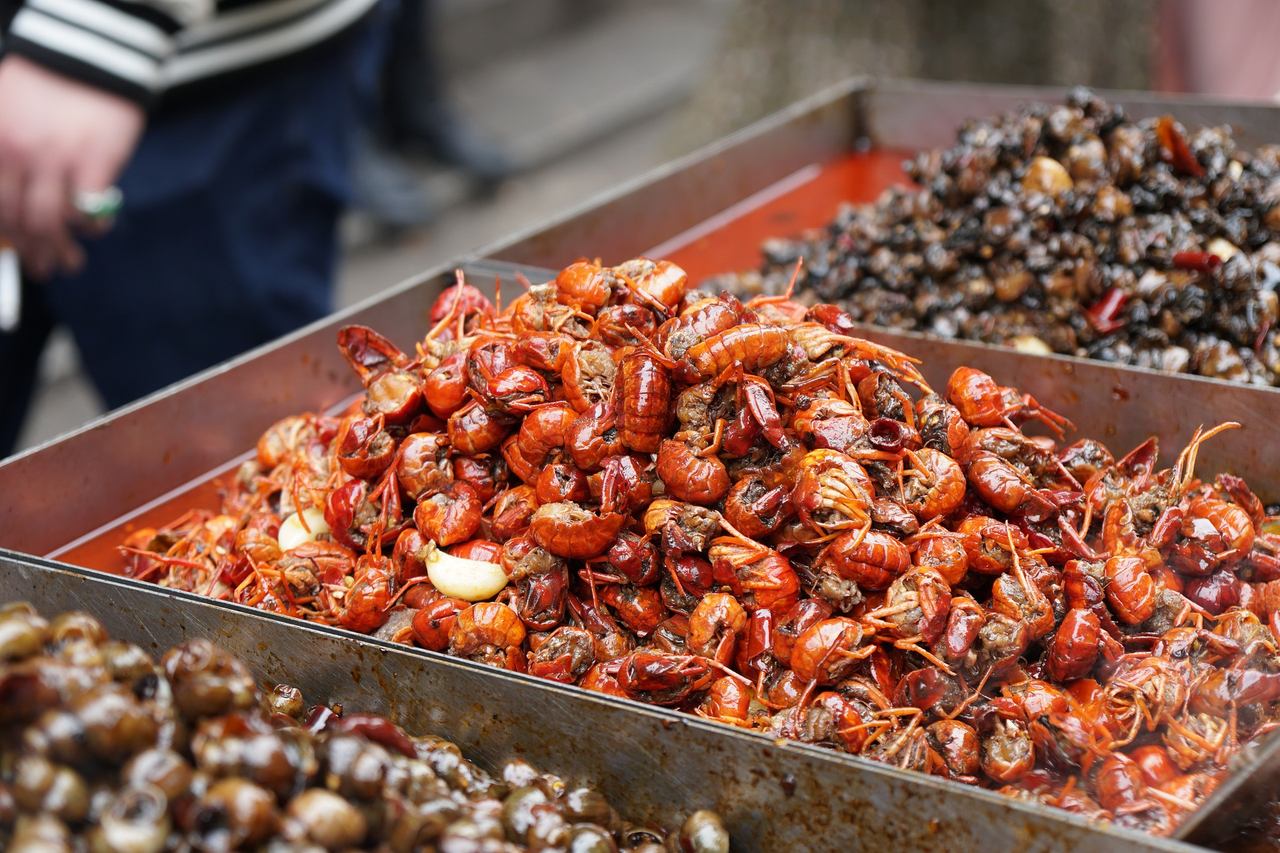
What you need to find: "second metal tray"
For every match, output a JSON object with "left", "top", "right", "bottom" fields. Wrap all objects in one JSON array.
[{"left": 479, "top": 77, "right": 1280, "bottom": 498}]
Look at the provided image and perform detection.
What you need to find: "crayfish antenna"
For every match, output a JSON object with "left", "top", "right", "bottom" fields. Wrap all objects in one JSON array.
[
  {"left": 794, "top": 677, "right": 818, "bottom": 717},
  {"left": 1147, "top": 787, "right": 1199, "bottom": 813},
  {"left": 714, "top": 511, "right": 766, "bottom": 550},
  {"left": 425, "top": 287, "right": 463, "bottom": 342},
  {"left": 703, "top": 657, "right": 754, "bottom": 687},
  {"left": 1053, "top": 456, "right": 1083, "bottom": 490},
  {"left": 382, "top": 575, "right": 431, "bottom": 612},
  {"left": 892, "top": 637, "right": 956, "bottom": 676},
  {"left": 784, "top": 256, "right": 803, "bottom": 301},
  {"left": 1175, "top": 421, "right": 1241, "bottom": 495},
  {"left": 1036, "top": 405, "right": 1073, "bottom": 440},
  {"left": 848, "top": 517, "right": 872, "bottom": 550},
  {"left": 749, "top": 257, "right": 804, "bottom": 308},
  {"left": 1076, "top": 495, "right": 1094, "bottom": 539},
  {"left": 942, "top": 666, "right": 994, "bottom": 720},
  {"left": 838, "top": 360, "right": 863, "bottom": 410},
  {"left": 615, "top": 268, "right": 673, "bottom": 316},
  {"left": 624, "top": 324, "right": 679, "bottom": 369},
  {"left": 664, "top": 558, "right": 687, "bottom": 599},
  {"left": 1050, "top": 776, "right": 1079, "bottom": 808},
  {"left": 1005, "top": 525, "right": 1037, "bottom": 602}
]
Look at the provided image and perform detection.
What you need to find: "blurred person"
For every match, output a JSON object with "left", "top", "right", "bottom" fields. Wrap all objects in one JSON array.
[
  {"left": 353, "top": 0, "right": 512, "bottom": 230},
  {"left": 0, "top": 0, "right": 392, "bottom": 456},
  {"left": 1155, "top": 0, "right": 1280, "bottom": 99},
  {"left": 379, "top": 0, "right": 510, "bottom": 184},
  {"left": 674, "top": 0, "right": 1154, "bottom": 151}
]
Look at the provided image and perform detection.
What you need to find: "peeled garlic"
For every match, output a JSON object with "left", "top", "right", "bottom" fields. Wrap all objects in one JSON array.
[
  {"left": 278, "top": 507, "right": 330, "bottom": 551},
  {"left": 1208, "top": 238, "right": 1241, "bottom": 261},
  {"left": 426, "top": 545, "right": 508, "bottom": 601},
  {"left": 1010, "top": 335, "right": 1052, "bottom": 355},
  {"left": 1021, "top": 156, "right": 1073, "bottom": 197}
]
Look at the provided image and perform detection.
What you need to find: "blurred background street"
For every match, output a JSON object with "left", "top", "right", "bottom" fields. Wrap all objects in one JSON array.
[
  {"left": 13, "top": 0, "right": 1160, "bottom": 451},
  {"left": 16, "top": 0, "right": 731, "bottom": 450}
]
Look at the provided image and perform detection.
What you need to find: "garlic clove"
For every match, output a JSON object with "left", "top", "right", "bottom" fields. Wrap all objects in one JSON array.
[
  {"left": 426, "top": 545, "right": 509, "bottom": 602},
  {"left": 1010, "top": 335, "right": 1052, "bottom": 355},
  {"left": 1021, "top": 156, "right": 1073, "bottom": 197},
  {"left": 278, "top": 507, "right": 330, "bottom": 551},
  {"left": 1208, "top": 237, "right": 1241, "bottom": 261}
]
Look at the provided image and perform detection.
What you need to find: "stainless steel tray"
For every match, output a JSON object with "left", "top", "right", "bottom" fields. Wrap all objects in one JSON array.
[
  {"left": 2, "top": 80, "right": 1279, "bottom": 849},
  {"left": 478, "top": 77, "right": 1280, "bottom": 498},
  {"left": 477, "top": 261, "right": 1280, "bottom": 509},
  {"left": 0, "top": 257, "right": 1267, "bottom": 849},
  {"left": 0, "top": 551, "right": 1195, "bottom": 852},
  {"left": 0, "top": 265, "right": 498, "bottom": 557}
]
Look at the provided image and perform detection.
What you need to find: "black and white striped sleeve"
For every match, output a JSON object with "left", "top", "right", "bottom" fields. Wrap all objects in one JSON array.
[{"left": 3, "top": 0, "right": 185, "bottom": 105}]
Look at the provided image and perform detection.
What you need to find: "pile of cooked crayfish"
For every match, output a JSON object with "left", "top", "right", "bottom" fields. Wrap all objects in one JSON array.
[
  {"left": 121, "top": 257, "right": 1280, "bottom": 835},
  {"left": 0, "top": 603, "right": 729, "bottom": 851}
]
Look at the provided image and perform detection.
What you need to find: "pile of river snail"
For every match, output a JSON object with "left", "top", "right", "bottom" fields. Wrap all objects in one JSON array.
[
  {"left": 0, "top": 603, "right": 729, "bottom": 851},
  {"left": 727, "top": 87, "right": 1280, "bottom": 386}
]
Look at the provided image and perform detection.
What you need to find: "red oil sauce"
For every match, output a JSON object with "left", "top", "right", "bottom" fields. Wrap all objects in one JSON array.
[
  {"left": 654, "top": 149, "right": 915, "bottom": 284},
  {"left": 50, "top": 464, "right": 242, "bottom": 574}
]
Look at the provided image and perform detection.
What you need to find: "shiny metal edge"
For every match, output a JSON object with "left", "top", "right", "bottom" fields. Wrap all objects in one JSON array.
[
  {"left": 867, "top": 78, "right": 1280, "bottom": 150},
  {"left": 473, "top": 76, "right": 869, "bottom": 270},
  {"left": 1177, "top": 728, "right": 1280, "bottom": 843},
  {"left": 0, "top": 550, "right": 1191, "bottom": 852},
  {"left": 0, "top": 261, "right": 527, "bottom": 556},
  {"left": 476, "top": 259, "right": 1280, "bottom": 502}
]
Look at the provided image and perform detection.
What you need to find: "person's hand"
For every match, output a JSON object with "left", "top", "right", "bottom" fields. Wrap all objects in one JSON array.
[{"left": 0, "top": 56, "right": 145, "bottom": 278}]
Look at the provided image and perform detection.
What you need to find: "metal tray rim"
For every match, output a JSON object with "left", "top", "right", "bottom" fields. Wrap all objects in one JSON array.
[
  {"left": 0, "top": 545, "right": 1200, "bottom": 851},
  {"left": 479, "top": 74, "right": 1280, "bottom": 269},
  {"left": 467, "top": 75, "right": 873, "bottom": 267},
  {"left": 869, "top": 75, "right": 1280, "bottom": 113},
  {"left": 1, "top": 259, "right": 476, "bottom": 469},
  {"left": 480, "top": 258, "right": 1280, "bottom": 405}
]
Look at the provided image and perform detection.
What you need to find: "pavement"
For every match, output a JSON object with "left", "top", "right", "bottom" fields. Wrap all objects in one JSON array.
[{"left": 13, "top": 0, "right": 727, "bottom": 453}]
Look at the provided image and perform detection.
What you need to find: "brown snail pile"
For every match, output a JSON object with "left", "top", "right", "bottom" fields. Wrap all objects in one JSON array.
[
  {"left": 724, "top": 88, "right": 1280, "bottom": 385},
  {"left": 118, "top": 257, "right": 1280, "bottom": 835},
  {"left": 0, "top": 603, "right": 728, "bottom": 852}
]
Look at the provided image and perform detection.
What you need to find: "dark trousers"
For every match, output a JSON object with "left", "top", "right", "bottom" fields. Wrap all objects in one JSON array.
[{"left": 0, "top": 13, "right": 387, "bottom": 457}]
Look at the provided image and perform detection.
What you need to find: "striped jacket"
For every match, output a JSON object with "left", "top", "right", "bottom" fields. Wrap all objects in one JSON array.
[{"left": 0, "top": 0, "right": 379, "bottom": 106}]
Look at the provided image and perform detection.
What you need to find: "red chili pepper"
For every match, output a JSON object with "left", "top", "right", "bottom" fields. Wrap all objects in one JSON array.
[
  {"left": 304, "top": 703, "right": 340, "bottom": 733},
  {"left": 1172, "top": 250, "right": 1222, "bottom": 273},
  {"left": 1256, "top": 318, "right": 1272, "bottom": 354},
  {"left": 1155, "top": 115, "right": 1205, "bottom": 178},
  {"left": 1085, "top": 287, "right": 1128, "bottom": 334},
  {"left": 329, "top": 713, "right": 419, "bottom": 758}
]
